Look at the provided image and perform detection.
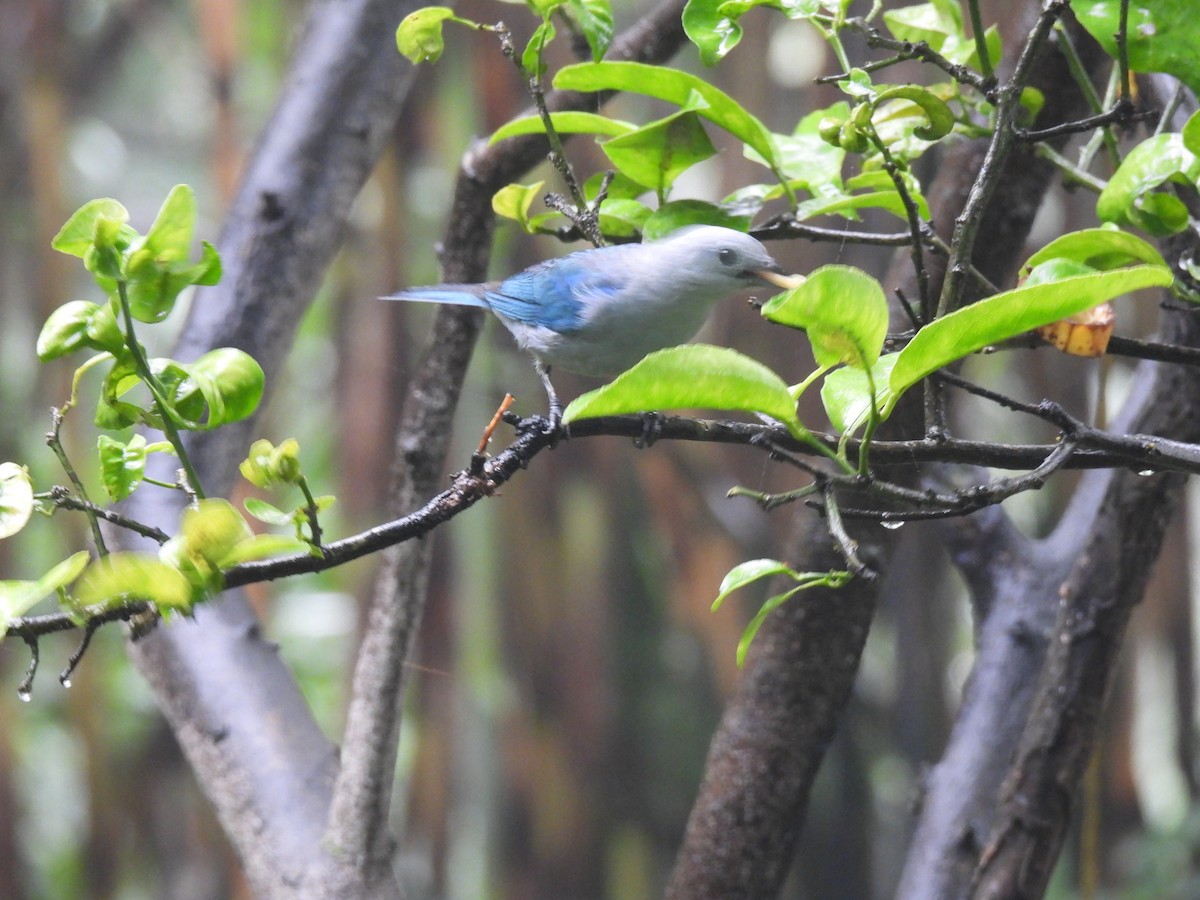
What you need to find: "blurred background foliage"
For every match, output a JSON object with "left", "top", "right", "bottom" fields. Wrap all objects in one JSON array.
[{"left": 0, "top": 1, "right": 1198, "bottom": 897}]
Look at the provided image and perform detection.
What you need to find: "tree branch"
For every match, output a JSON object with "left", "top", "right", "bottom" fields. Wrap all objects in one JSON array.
[
  {"left": 311, "top": 2, "right": 693, "bottom": 894},
  {"left": 114, "top": 2, "right": 424, "bottom": 895}
]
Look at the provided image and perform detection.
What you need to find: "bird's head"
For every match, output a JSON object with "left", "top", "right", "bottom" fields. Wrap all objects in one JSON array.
[{"left": 660, "top": 225, "right": 795, "bottom": 292}]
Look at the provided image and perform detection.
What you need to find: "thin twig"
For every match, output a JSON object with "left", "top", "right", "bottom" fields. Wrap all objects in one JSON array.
[
  {"left": 818, "top": 481, "right": 877, "bottom": 580},
  {"left": 838, "top": 18, "right": 993, "bottom": 95},
  {"left": 755, "top": 218, "right": 913, "bottom": 246},
  {"left": 496, "top": 26, "right": 602, "bottom": 246},
  {"left": 872, "top": 136, "right": 932, "bottom": 316},
  {"left": 45, "top": 409, "right": 107, "bottom": 555},
  {"left": 1116, "top": 0, "right": 1132, "bottom": 103},
  {"left": 48, "top": 487, "right": 171, "bottom": 544},
  {"left": 59, "top": 620, "right": 100, "bottom": 686},
  {"left": 1015, "top": 100, "right": 1152, "bottom": 143},
  {"left": 17, "top": 635, "right": 38, "bottom": 699}
]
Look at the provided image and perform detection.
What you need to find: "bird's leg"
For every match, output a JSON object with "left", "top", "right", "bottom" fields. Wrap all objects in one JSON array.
[{"left": 533, "top": 359, "right": 562, "bottom": 431}]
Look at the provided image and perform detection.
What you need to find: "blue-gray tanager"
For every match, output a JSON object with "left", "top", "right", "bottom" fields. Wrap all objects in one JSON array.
[{"left": 385, "top": 225, "right": 788, "bottom": 420}]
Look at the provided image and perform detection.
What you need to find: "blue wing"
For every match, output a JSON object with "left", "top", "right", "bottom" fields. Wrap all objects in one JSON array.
[{"left": 486, "top": 253, "right": 625, "bottom": 332}]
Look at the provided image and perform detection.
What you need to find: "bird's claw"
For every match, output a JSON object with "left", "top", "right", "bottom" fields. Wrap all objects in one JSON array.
[{"left": 634, "top": 411, "right": 665, "bottom": 448}]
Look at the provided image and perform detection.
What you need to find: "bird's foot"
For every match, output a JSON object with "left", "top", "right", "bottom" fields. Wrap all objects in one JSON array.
[
  {"left": 542, "top": 401, "right": 564, "bottom": 446},
  {"left": 502, "top": 407, "right": 563, "bottom": 447},
  {"left": 634, "top": 411, "right": 665, "bottom": 449}
]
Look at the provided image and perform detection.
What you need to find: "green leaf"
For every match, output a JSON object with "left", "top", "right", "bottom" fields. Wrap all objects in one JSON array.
[
  {"left": 126, "top": 252, "right": 212, "bottom": 322},
  {"left": 158, "top": 498, "right": 256, "bottom": 595},
  {"left": 181, "top": 499, "right": 254, "bottom": 563},
  {"left": 527, "top": 0, "right": 566, "bottom": 15},
  {"left": 820, "top": 353, "right": 899, "bottom": 434},
  {"left": 240, "top": 438, "right": 303, "bottom": 488},
  {"left": 83, "top": 215, "right": 130, "bottom": 282},
  {"left": 1020, "top": 227, "right": 1168, "bottom": 277},
  {"left": 567, "top": 0, "right": 614, "bottom": 61},
  {"left": 1019, "top": 86, "right": 1045, "bottom": 124},
  {"left": 600, "top": 110, "right": 717, "bottom": 197},
  {"left": 711, "top": 557, "right": 802, "bottom": 610},
  {"left": 85, "top": 299, "right": 126, "bottom": 355},
  {"left": 554, "top": 62, "right": 781, "bottom": 173},
  {"left": 1075, "top": 1, "right": 1200, "bottom": 96},
  {"left": 1097, "top": 133, "right": 1200, "bottom": 236},
  {"left": 97, "top": 434, "right": 148, "bottom": 502},
  {"left": 870, "top": 85, "right": 955, "bottom": 141},
  {"left": 396, "top": 6, "right": 458, "bottom": 63},
  {"left": 136, "top": 183, "right": 196, "bottom": 263},
  {"left": 217, "top": 534, "right": 312, "bottom": 566},
  {"left": 94, "top": 351, "right": 260, "bottom": 433},
  {"left": 597, "top": 198, "right": 653, "bottom": 238},
  {"left": 749, "top": 104, "right": 849, "bottom": 194},
  {"left": 51, "top": 199, "right": 129, "bottom": 258},
  {"left": 887, "top": 265, "right": 1176, "bottom": 412},
  {"left": 683, "top": 0, "right": 749, "bottom": 66},
  {"left": 171, "top": 348, "right": 266, "bottom": 429},
  {"left": 562, "top": 344, "right": 808, "bottom": 440},
  {"left": 0, "top": 552, "right": 91, "bottom": 637},
  {"left": 884, "top": 0, "right": 1000, "bottom": 68},
  {"left": 125, "top": 186, "right": 220, "bottom": 324},
  {"left": 243, "top": 497, "right": 295, "bottom": 526},
  {"left": 641, "top": 200, "right": 752, "bottom": 241},
  {"left": 36, "top": 301, "right": 101, "bottom": 361},
  {"left": 777, "top": 170, "right": 929, "bottom": 224},
  {"left": 883, "top": 0, "right": 961, "bottom": 48},
  {"left": 584, "top": 170, "right": 646, "bottom": 202},
  {"left": 710, "top": 557, "right": 853, "bottom": 666},
  {"left": 191, "top": 242, "right": 222, "bottom": 286},
  {"left": 1183, "top": 109, "right": 1200, "bottom": 156},
  {"left": 1021, "top": 258, "right": 1098, "bottom": 287},
  {"left": 522, "top": 18, "right": 556, "bottom": 76},
  {"left": 684, "top": 0, "right": 830, "bottom": 65},
  {"left": 0, "top": 463, "right": 34, "bottom": 540},
  {"left": 96, "top": 358, "right": 156, "bottom": 430},
  {"left": 792, "top": 187, "right": 915, "bottom": 223},
  {"left": 492, "top": 181, "right": 546, "bottom": 233},
  {"left": 489, "top": 111, "right": 636, "bottom": 144},
  {"left": 74, "top": 552, "right": 194, "bottom": 612},
  {"left": 734, "top": 586, "right": 806, "bottom": 666},
  {"left": 761, "top": 265, "right": 889, "bottom": 369}
]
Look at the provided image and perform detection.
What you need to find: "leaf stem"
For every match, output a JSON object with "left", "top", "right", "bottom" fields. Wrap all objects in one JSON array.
[
  {"left": 966, "top": 0, "right": 993, "bottom": 80},
  {"left": 1052, "top": 21, "right": 1121, "bottom": 168},
  {"left": 297, "top": 475, "right": 325, "bottom": 551},
  {"left": 115, "top": 281, "right": 206, "bottom": 499}
]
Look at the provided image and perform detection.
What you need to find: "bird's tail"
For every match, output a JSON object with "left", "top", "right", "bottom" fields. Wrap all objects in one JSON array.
[{"left": 381, "top": 285, "right": 488, "bottom": 308}]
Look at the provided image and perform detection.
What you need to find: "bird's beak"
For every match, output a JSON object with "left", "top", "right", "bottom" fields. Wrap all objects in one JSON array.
[{"left": 755, "top": 268, "right": 805, "bottom": 290}]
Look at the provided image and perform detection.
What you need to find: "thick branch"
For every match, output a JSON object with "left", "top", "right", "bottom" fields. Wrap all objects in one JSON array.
[
  {"left": 973, "top": 329, "right": 1200, "bottom": 895},
  {"left": 669, "top": 3, "right": 1091, "bottom": 895},
  {"left": 116, "top": 2, "right": 423, "bottom": 896},
  {"left": 311, "top": 2, "right": 693, "bottom": 895},
  {"left": 896, "top": 12, "right": 1117, "bottom": 897}
]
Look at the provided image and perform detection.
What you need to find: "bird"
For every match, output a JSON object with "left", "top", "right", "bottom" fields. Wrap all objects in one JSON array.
[{"left": 385, "top": 225, "right": 790, "bottom": 423}]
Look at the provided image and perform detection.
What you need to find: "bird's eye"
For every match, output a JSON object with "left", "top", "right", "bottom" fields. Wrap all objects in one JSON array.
[{"left": 718, "top": 247, "right": 739, "bottom": 266}]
